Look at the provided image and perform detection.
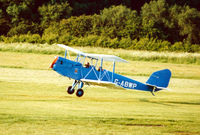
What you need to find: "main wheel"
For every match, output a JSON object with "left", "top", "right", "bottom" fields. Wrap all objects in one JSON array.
[
  {"left": 67, "top": 86, "right": 74, "bottom": 94},
  {"left": 76, "top": 89, "right": 84, "bottom": 97}
]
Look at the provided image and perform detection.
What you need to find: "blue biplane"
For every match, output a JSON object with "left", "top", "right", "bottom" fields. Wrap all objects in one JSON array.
[{"left": 50, "top": 44, "right": 171, "bottom": 97}]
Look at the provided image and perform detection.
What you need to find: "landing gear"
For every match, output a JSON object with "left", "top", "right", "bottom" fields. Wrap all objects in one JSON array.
[
  {"left": 66, "top": 80, "right": 85, "bottom": 97},
  {"left": 151, "top": 87, "right": 156, "bottom": 96},
  {"left": 67, "top": 86, "right": 74, "bottom": 94},
  {"left": 76, "top": 89, "right": 84, "bottom": 97}
]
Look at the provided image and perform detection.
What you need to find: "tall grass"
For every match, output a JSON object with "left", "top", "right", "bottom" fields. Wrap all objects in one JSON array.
[
  {"left": 0, "top": 42, "right": 64, "bottom": 55},
  {"left": 77, "top": 46, "right": 200, "bottom": 65},
  {"left": 0, "top": 42, "right": 200, "bottom": 65}
]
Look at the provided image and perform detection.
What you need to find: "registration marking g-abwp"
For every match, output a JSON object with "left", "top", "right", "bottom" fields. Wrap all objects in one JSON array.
[{"left": 114, "top": 79, "right": 137, "bottom": 89}]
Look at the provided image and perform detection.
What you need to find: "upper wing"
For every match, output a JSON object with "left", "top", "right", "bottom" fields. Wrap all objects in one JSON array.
[
  {"left": 57, "top": 44, "right": 85, "bottom": 55},
  {"left": 57, "top": 44, "right": 127, "bottom": 63},
  {"left": 85, "top": 53, "right": 127, "bottom": 63}
]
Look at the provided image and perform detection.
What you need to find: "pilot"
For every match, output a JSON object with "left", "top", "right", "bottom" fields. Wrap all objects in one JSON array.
[
  {"left": 98, "top": 67, "right": 103, "bottom": 71},
  {"left": 85, "top": 62, "right": 90, "bottom": 68}
]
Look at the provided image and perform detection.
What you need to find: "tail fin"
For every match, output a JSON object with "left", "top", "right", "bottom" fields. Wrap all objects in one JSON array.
[{"left": 146, "top": 69, "right": 171, "bottom": 91}]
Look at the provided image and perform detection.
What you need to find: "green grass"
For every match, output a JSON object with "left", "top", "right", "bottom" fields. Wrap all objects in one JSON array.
[
  {"left": 1, "top": 42, "right": 200, "bottom": 65},
  {"left": 0, "top": 68, "right": 200, "bottom": 135},
  {"left": 0, "top": 50, "right": 200, "bottom": 135}
]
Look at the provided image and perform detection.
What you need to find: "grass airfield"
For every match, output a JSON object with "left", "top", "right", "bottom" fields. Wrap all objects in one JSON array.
[{"left": 0, "top": 50, "right": 200, "bottom": 135}]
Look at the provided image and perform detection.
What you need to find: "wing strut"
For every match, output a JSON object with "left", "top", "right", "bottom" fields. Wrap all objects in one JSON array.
[
  {"left": 99, "top": 58, "right": 103, "bottom": 81},
  {"left": 112, "top": 61, "right": 115, "bottom": 82}
]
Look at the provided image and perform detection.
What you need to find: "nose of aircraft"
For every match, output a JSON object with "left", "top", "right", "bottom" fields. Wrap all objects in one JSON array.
[{"left": 50, "top": 56, "right": 58, "bottom": 68}]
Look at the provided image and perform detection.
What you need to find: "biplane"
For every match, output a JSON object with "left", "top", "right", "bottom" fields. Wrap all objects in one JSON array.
[{"left": 50, "top": 44, "right": 171, "bottom": 97}]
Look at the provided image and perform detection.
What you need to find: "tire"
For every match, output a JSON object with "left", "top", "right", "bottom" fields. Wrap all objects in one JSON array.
[
  {"left": 76, "top": 89, "right": 84, "bottom": 97},
  {"left": 67, "top": 86, "right": 74, "bottom": 94}
]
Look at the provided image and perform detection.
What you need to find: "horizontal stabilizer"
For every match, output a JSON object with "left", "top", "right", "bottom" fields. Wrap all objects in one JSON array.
[{"left": 146, "top": 69, "right": 171, "bottom": 89}]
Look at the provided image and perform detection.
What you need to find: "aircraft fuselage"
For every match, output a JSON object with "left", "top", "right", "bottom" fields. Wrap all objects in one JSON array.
[{"left": 51, "top": 56, "right": 153, "bottom": 92}]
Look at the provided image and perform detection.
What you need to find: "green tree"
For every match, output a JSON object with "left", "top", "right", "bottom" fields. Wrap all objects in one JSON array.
[
  {"left": 177, "top": 6, "right": 200, "bottom": 44},
  {"left": 0, "top": 7, "right": 10, "bottom": 35},
  {"left": 2, "top": 0, "right": 43, "bottom": 35},
  {"left": 97, "top": 5, "right": 141, "bottom": 39},
  {"left": 141, "top": 0, "right": 171, "bottom": 40},
  {"left": 38, "top": 1, "right": 72, "bottom": 28},
  {"left": 6, "top": 1, "right": 34, "bottom": 25},
  {"left": 167, "top": 0, "right": 200, "bottom": 11},
  {"left": 43, "top": 14, "right": 94, "bottom": 41},
  {"left": 169, "top": 4, "right": 200, "bottom": 44}
]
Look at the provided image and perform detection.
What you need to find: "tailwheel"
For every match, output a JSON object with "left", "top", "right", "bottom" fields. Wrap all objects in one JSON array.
[
  {"left": 67, "top": 86, "right": 75, "bottom": 94},
  {"left": 76, "top": 89, "right": 84, "bottom": 97}
]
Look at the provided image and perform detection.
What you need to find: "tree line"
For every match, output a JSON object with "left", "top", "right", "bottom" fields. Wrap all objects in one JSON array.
[{"left": 0, "top": 0, "right": 200, "bottom": 52}]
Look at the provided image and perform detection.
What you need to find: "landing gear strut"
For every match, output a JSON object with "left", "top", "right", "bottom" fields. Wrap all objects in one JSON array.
[
  {"left": 151, "top": 87, "right": 156, "bottom": 96},
  {"left": 66, "top": 80, "right": 85, "bottom": 97}
]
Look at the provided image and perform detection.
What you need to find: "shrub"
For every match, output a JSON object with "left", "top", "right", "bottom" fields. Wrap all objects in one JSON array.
[
  {"left": 0, "top": 36, "right": 4, "bottom": 42},
  {"left": 59, "top": 15, "right": 94, "bottom": 37},
  {"left": 170, "top": 42, "right": 185, "bottom": 52},
  {"left": 7, "top": 22, "right": 39, "bottom": 36},
  {"left": 83, "top": 35, "right": 99, "bottom": 46},
  {"left": 96, "top": 36, "right": 110, "bottom": 48},
  {"left": 133, "top": 38, "right": 150, "bottom": 50},
  {"left": 25, "top": 34, "right": 43, "bottom": 43},
  {"left": 58, "top": 34, "right": 73, "bottom": 45},
  {"left": 108, "top": 38, "right": 119, "bottom": 48},
  {"left": 0, "top": 34, "right": 43, "bottom": 44},
  {"left": 68, "top": 35, "right": 99, "bottom": 47},
  {"left": 118, "top": 38, "right": 133, "bottom": 49},
  {"left": 190, "top": 44, "right": 200, "bottom": 53}
]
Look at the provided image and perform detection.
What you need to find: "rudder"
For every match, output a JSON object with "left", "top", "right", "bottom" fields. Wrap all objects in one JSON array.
[{"left": 146, "top": 69, "right": 171, "bottom": 89}]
